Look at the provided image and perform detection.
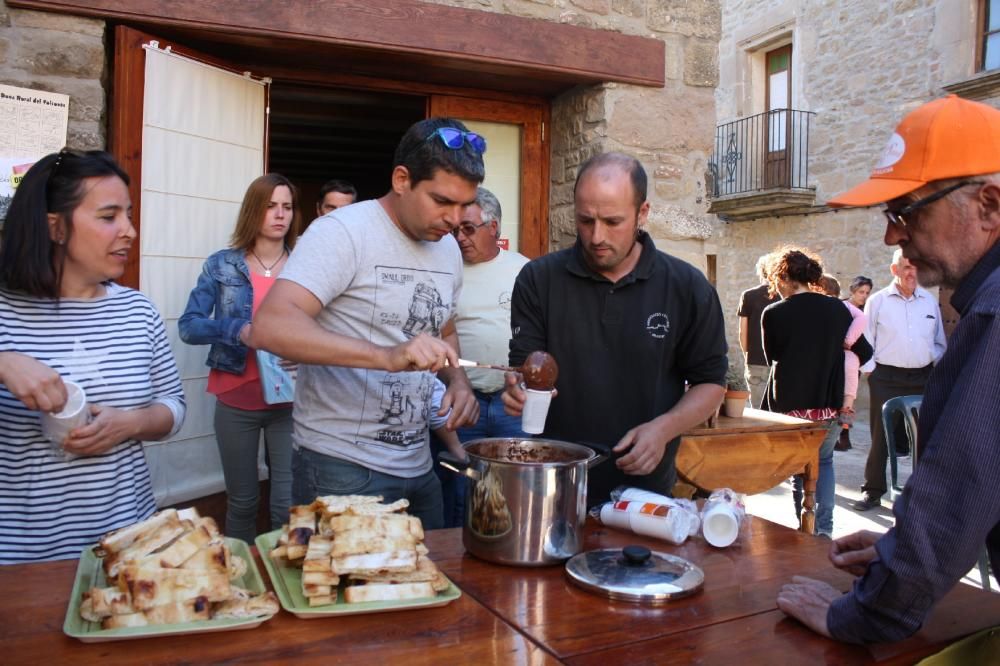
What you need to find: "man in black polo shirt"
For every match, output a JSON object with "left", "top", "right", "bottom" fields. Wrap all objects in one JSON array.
[{"left": 501, "top": 152, "right": 728, "bottom": 505}]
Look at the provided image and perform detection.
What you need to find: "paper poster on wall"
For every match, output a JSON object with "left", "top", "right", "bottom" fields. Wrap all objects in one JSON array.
[{"left": 0, "top": 84, "right": 70, "bottom": 223}]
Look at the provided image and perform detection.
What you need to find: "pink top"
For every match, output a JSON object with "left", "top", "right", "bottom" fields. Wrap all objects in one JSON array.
[
  {"left": 207, "top": 270, "right": 281, "bottom": 410},
  {"left": 843, "top": 300, "right": 867, "bottom": 345}
]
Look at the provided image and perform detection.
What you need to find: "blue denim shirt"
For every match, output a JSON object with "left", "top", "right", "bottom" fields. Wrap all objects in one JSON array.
[{"left": 178, "top": 248, "right": 253, "bottom": 374}]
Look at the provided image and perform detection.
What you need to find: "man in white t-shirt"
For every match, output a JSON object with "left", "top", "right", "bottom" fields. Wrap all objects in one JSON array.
[
  {"left": 251, "top": 118, "right": 486, "bottom": 529},
  {"left": 433, "top": 187, "right": 529, "bottom": 526}
]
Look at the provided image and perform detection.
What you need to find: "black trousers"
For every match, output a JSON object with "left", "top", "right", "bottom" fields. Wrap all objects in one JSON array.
[{"left": 863, "top": 363, "right": 932, "bottom": 496}]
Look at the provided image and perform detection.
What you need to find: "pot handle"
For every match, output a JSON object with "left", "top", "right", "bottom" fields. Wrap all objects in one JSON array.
[
  {"left": 579, "top": 440, "right": 612, "bottom": 469},
  {"left": 438, "top": 451, "right": 482, "bottom": 481}
]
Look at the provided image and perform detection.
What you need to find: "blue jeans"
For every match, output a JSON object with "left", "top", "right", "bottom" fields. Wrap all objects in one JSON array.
[
  {"left": 792, "top": 420, "right": 839, "bottom": 537},
  {"left": 292, "top": 446, "right": 444, "bottom": 530},
  {"left": 432, "top": 390, "right": 528, "bottom": 528},
  {"left": 213, "top": 401, "right": 293, "bottom": 544}
]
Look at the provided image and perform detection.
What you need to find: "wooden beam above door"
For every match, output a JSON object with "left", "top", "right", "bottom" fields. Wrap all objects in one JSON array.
[{"left": 10, "top": 0, "right": 665, "bottom": 94}]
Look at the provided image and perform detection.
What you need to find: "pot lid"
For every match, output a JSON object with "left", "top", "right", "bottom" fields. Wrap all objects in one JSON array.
[{"left": 564, "top": 545, "right": 704, "bottom": 604}]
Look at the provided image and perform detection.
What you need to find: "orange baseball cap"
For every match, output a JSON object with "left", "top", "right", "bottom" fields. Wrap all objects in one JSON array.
[{"left": 828, "top": 94, "right": 1000, "bottom": 207}]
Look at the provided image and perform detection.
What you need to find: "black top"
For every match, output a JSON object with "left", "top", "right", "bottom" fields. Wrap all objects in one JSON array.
[
  {"left": 761, "top": 292, "right": 852, "bottom": 413},
  {"left": 738, "top": 283, "right": 779, "bottom": 366},
  {"left": 509, "top": 231, "right": 728, "bottom": 505}
]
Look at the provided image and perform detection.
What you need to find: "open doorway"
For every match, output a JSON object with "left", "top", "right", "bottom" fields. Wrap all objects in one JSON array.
[{"left": 267, "top": 83, "right": 425, "bottom": 226}]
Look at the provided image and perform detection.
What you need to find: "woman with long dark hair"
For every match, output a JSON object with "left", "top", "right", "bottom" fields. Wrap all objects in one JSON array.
[
  {"left": 761, "top": 247, "right": 864, "bottom": 538},
  {"left": 0, "top": 149, "right": 186, "bottom": 563},
  {"left": 178, "top": 173, "right": 301, "bottom": 543}
]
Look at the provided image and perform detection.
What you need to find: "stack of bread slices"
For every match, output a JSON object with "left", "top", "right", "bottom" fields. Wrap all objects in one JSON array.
[
  {"left": 79, "top": 508, "right": 278, "bottom": 628},
  {"left": 270, "top": 495, "right": 449, "bottom": 605}
]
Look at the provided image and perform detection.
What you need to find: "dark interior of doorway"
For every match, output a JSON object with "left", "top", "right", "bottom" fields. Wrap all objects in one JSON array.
[{"left": 266, "top": 82, "right": 425, "bottom": 224}]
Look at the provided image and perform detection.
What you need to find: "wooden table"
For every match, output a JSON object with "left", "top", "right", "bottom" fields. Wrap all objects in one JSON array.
[
  {"left": 4, "top": 519, "right": 999, "bottom": 665},
  {"left": 677, "top": 408, "right": 829, "bottom": 533}
]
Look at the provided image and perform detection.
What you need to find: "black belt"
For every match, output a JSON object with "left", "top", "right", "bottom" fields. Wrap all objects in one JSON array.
[{"left": 875, "top": 362, "right": 933, "bottom": 372}]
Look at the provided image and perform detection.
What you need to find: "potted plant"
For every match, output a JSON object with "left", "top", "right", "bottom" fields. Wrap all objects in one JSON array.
[{"left": 723, "top": 362, "right": 751, "bottom": 418}]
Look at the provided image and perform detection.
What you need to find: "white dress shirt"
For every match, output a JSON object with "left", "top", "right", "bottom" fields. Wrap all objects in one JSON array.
[{"left": 860, "top": 282, "right": 947, "bottom": 372}]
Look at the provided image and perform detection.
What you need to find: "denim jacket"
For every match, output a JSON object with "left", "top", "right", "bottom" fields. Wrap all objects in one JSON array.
[{"left": 178, "top": 248, "right": 253, "bottom": 374}]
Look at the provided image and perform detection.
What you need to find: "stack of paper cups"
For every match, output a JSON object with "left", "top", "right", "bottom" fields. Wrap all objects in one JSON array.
[
  {"left": 598, "top": 500, "right": 691, "bottom": 545},
  {"left": 701, "top": 489, "right": 746, "bottom": 548}
]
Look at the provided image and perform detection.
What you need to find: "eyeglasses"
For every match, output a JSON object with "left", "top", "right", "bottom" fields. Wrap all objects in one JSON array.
[
  {"left": 428, "top": 127, "right": 487, "bottom": 154},
  {"left": 450, "top": 221, "right": 489, "bottom": 237},
  {"left": 883, "top": 180, "right": 984, "bottom": 228}
]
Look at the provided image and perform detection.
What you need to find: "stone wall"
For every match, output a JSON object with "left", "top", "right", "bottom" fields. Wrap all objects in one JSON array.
[
  {"left": 714, "top": 0, "right": 980, "bottom": 369},
  {"left": 0, "top": 0, "right": 107, "bottom": 149},
  {"left": 428, "top": 0, "right": 723, "bottom": 264}
]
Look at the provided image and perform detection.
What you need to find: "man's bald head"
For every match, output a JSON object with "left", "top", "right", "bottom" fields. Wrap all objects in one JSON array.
[{"left": 574, "top": 152, "right": 647, "bottom": 212}]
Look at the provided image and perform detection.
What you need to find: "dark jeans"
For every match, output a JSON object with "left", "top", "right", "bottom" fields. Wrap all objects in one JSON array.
[
  {"left": 292, "top": 446, "right": 444, "bottom": 530},
  {"left": 213, "top": 401, "right": 293, "bottom": 544},
  {"left": 864, "top": 363, "right": 932, "bottom": 497},
  {"left": 432, "top": 389, "right": 528, "bottom": 528}
]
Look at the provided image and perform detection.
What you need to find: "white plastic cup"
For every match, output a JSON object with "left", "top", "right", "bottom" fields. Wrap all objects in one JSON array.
[
  {"left": 521, "top": 387, "right": 554, "bottom": 435},
  {"left": 40, "top": 380, "right": 89, "bottom": 447},
  {"left": 702, "top": 501, "right": 741, "bottom": 547},
  {"left": 598, "top": 503, "right": 632, "bottom": 531}
]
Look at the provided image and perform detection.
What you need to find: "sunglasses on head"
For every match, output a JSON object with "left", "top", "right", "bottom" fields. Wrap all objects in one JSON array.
[{"left": 428, "top": 127, "right": 487, "bottom": 154}]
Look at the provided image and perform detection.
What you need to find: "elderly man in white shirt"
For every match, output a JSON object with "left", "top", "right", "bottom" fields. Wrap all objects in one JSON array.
[{"left": 853, "top": 248, "right": 947, "bottom": 511}]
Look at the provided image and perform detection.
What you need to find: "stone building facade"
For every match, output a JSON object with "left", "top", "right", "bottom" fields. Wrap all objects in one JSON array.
[
  {"left": 712, "top": 0, "right": 985, "bottom": 375},
  {"left": 0, "top": 0, "right": 105, "bottom": 149}
]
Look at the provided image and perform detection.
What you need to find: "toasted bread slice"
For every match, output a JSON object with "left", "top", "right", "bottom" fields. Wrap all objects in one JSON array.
[
  {"left": 307, "top": 594, "right": 336, "bottom": 607},
  {"left": 179, "top": 541, "right": 229, "bottom": 575},
  {"left": 348, "top": 555, "right": 448, "bottom": 591},
  {"left": 104, "top": 521, "right": 187, "bottom": 578},
  {"left": 142, "top": 597, "right": 212, "bottom": 625},
  {"left": 327, "top": 514, "right": 424, "bottom": 541},
  {"left": 343, "top": 581, "right": 435, "bottom": 604},
  {"left": 145, "top": 525, "right": 213, "bottom": 569},
  {"left": 346, "top": 499, "right": 409, "bottom": 515},
  {"left": 302, "top": 583, "right": 332, "bottom": 597},
  {"left": 331, "top": 549, "right": 418, "bottom": 576},
  {"left": 84, "top": 586, "right": 134, "bottom": 618},
  {"left": 102, "top": 613, "right": 149, "bottom": 629},
  {"left": 95, "top": 509, "right": 179, "bottom": 557},
  {"left": 311, "top": 494, "right": 383, "bottom": 516},
  {"left": 211, "top": 591, "right": 279, "bottom": 619},
  {"left": 302, "top": 536, "right": 333, "bottom": 572},
  {"left": 331, "top": 533, "right": 416, "bottom": 558},
  {"left": 302, "top": 571, "right": 340, "bottom": 586},
  {"left": 122, "top": 565, "right": 231, "bottom": 610}
]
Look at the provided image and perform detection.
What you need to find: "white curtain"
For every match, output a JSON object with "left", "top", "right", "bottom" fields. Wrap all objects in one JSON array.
[{"left": 139, "top": 45, "right": 266, "bottom": 507}]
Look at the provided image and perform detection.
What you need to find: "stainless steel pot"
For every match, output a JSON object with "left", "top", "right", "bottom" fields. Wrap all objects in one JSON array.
[{"left": 439, "top": 438, "right": 606, "bottom": 566}]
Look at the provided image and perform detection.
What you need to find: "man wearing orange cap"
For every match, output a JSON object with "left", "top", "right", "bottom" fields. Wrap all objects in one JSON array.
[{"left": 776, "top": 95, "right": 1000, "bottom": 645}]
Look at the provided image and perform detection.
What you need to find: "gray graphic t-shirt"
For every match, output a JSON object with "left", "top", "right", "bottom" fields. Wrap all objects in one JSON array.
[{"left": 280, "top": 200, "right": 463, "bottom": 477}]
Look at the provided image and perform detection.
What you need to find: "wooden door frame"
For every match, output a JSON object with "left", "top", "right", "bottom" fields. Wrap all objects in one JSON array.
[
  {"left": 763, "top": 44, "right": 792, "bottom": 189},
  {"left": 111, "top": 26, "right": 552, "bottom": 290},
  {"left": 429, "top": 95, "right": 549, "bottom": 259}
]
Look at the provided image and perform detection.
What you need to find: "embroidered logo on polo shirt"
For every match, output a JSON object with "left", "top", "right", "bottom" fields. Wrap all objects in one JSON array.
[{"left": 646, "top": 313, "right": 670, "bottom": 339}]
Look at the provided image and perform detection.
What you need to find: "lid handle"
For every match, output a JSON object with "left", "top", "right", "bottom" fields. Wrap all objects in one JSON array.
[{"left": 622, "top": 545, "right": 651, "bottom": 566}]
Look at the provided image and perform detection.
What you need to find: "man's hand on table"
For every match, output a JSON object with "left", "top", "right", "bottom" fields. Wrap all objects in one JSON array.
[
  {"left": 613, "top": 420, "right": 668, "bottom": 475},
  {"left": 776, "top": 575, "right": 837, "bottom": 638},
  {"left": 829, "top": 530, "right": 881, "bottom": 576}
]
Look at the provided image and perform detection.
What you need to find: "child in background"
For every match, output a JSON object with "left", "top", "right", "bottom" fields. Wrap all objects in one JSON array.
[{"left": 816, "top": 275, "right": 867, "bottom": 445}]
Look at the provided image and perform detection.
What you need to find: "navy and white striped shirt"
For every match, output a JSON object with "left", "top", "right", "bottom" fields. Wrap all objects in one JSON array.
[
  {"left": 0, "top": 284, "right": 185, "bottom": 564},
  {"left": 829, "top": 240, "right": 1000, "bottom": 643}
]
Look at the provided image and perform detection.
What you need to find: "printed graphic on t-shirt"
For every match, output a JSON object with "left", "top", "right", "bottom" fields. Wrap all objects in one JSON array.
[
  {"left": 498, "top": 290, "right": 512, "bottom": 311},
  {"left": 364, "top": 264, "right": 455, "bottom": 448}
]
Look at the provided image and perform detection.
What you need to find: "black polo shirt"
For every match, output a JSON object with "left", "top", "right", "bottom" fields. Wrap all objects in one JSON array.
[{"left": 509, "top": 231, "right": 728, "bottom": 505}]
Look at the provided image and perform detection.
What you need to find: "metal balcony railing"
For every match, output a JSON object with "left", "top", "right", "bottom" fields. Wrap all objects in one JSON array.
[{"left": 709, "top": 109, "right": 815, "bottom": 198}]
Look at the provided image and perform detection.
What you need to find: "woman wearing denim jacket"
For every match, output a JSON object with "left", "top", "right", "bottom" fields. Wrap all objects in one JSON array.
[{"left": 179, "top": 173, "right": 302, "bottom": 543}]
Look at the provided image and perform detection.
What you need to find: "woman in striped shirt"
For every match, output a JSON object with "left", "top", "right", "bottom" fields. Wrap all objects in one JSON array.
[{"left": 0, "top": 150, "right": 186, "bottom": 563}]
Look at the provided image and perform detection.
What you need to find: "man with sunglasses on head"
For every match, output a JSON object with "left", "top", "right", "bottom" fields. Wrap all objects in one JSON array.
[
  {"left": 251, "top": 118, "right": 485, "bottom": 529},
  {"left": 432, "top": 187, "right": 529, "bottom": 526},
  {"left": 851, "top": 247, "right": 946, "bottom": 512},
  {"left": 777, "top": 95, "right": 1000, "bottom": 650},
  {"left": 501, "top": 152, "right": 728, "bottom": 505}
]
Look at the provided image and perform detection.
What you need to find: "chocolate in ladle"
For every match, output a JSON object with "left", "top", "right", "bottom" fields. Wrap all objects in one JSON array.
[{"left": 521, "top": 351, "right": 558, "bottom": 390}]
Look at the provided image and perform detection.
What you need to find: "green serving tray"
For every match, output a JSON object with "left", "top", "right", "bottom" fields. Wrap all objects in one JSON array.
[
  {"left": 255, "top": 528, "right": 461, "bottom": 618},
  {"left": 63, "top": 537, "right": 275, "bottom": 642}
]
